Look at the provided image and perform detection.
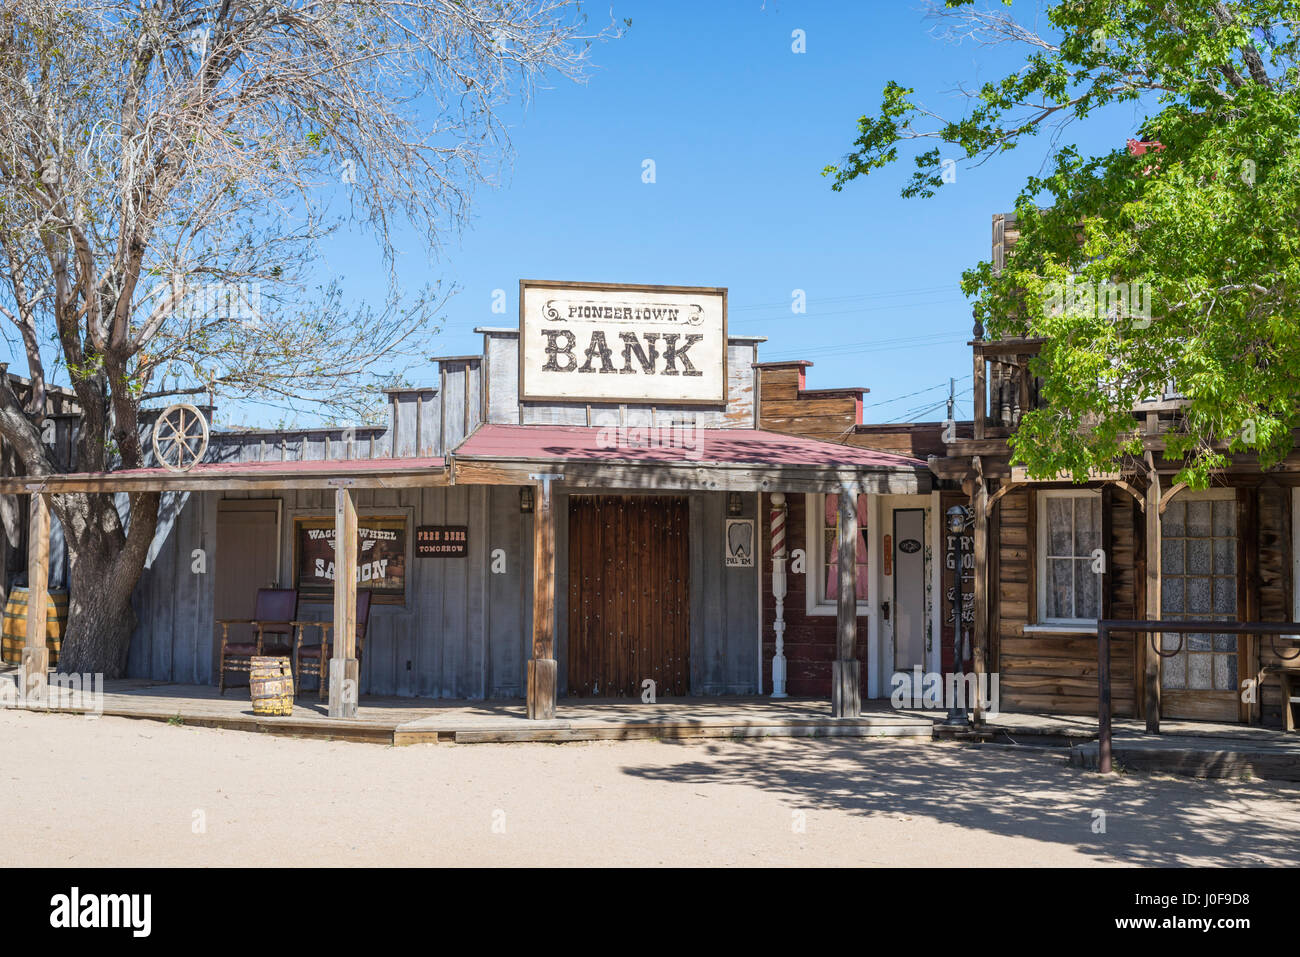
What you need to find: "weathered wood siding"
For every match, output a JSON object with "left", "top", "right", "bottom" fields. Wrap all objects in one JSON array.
[
  {"left": 993, "top": 485, "right": 1138, "bottom": 717},
  {"left": 130, "top": 484, "right": 757, "bottom": 698}
]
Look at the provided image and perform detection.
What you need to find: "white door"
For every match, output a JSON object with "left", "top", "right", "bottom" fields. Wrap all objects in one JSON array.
[{"left": 889, "top": 508, "right": 928, "bottom": 697}]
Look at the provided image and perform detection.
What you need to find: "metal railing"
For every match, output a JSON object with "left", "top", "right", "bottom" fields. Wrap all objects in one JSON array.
[{"left": 1095, "top": 619, "right": 1300, "bottom": 772}]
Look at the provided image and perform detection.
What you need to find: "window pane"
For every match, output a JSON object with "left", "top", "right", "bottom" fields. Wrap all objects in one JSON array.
[
  {"left": 1187, "top": 539, "right": 1211, "bottom": 574},
  {"left": 1187, "top": 577, "right": 1212, "bottom": 614},
  {"left": 1212, "top": 499, "right": 1235, "bottom": 536},
  {"left": 1163, "top": 651, "right": 1186, "bottom": 689},
  {"left": 1075, "top": 559, "right": 1099, "bottom": 618},
  {"left": 1187, "top": 501, "right": 1211, "bottom": 537},
  {"left": 1213, "top": 539, "right": 1234, "bottom": 575},
  {"left": 1163, "top": 500, "right": 1185, "bottom": 536},
  {"left": 1047, "top": 499, "right": 1072, "bottom": 556},
  {"left": 1214, "top": 653, "right": 1237, "bottom": 691},
  {"left": 1075, "top": 497, "right": 1101, "bottom": 557},
  {"left": 1162, "top": 539, "right": 1184, "bottom": 574},
  {"left": 1188, "top": 653, "right": 1212, "bottom": 690},
  {"left": 1047, "top": 559, "right": 1073, "bottom": 619},
  {"left": 1212, "top": 576, "right": 1235, "bottom": 614},
  {"left": 1162, "top": 577, "right": 1184, "bottom": 613}
]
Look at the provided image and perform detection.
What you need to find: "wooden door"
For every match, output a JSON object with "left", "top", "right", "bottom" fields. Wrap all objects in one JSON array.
[
  {"left": 567, "top": 495, "right": 690, "bottom": 697},
  {"left": 213, "top": 500, "right": 281, "bottom": 677},
  {"left": 1159, "top": 491, "right": 1241, "bottom": 721}
]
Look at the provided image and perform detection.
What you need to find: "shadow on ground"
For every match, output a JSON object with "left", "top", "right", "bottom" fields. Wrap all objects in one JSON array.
[{"left": 620, "top": 738, "right": 1300, "bottom": 866}]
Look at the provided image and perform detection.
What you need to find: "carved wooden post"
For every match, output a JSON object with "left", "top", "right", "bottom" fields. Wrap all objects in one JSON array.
[
  {"left": 329, "top": 483, "right": 359, "bottom": 718},
  {"left": 21, "top": 491, "right": 50, "bottom": 706},
  {"left": 770, "top": 491, "right": 789, "bottom": 698},
  {"left": 527, "top": 473, "right": 562, "bottom": 719},
  {"left": 972, "top": 463, "right": 988, "bottom": 723},
  {"left": 1144, "top": 460, "right": 1162, "bottom": 733},
  {"left": 831, "top": 486, "right": 861, "bottom": 717}
]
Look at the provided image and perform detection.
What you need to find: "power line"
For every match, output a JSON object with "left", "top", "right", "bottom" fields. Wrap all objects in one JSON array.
[
  {"left": 729, "top": 284, "right": 962, "bottom": 312},
  {"left": 732, "top": 296, "right": 968, "bottom": 326},
  {"left": 863, "top": 373, "right": 972, "bottom": 409}
]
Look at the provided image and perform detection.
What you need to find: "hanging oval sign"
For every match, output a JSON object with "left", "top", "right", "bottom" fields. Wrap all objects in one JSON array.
[{"left": 898, "top": 539, "right": 922, "bottom": 554}]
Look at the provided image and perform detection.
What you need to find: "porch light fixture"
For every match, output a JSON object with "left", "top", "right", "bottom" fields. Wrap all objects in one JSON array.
[
  {"left": 520, "top": 486, "right": 534, "bottom": 514},
  {"left": 727, "top": 492, "right": 743, "bottom": 517}
]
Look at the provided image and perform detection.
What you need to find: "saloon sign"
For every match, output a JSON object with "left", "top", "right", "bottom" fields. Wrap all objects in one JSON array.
[{"left": 520, "top": 280, "right": 727, "bottom": 405}]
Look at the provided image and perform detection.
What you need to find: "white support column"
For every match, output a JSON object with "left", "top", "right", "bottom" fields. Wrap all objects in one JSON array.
[
  {"left": 328, "top": 483, "right": 359, "bottom": 718},
  {"left": 769, "top": 492, "right": 788, "bottom": 698}
]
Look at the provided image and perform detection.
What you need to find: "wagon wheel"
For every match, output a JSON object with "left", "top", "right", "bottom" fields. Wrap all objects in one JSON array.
[{"left": 152, "top": 403, "right": 209, "bottom": 472}]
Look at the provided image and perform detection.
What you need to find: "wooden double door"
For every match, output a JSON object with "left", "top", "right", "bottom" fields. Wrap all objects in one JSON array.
[{"left": 566, "top": 495, "right": 690, "bottom": 697}]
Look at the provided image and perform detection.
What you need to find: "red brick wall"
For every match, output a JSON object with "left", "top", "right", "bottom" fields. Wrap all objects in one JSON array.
[{"left": 759, "top": 492, "right": 870, "bottom": 698}]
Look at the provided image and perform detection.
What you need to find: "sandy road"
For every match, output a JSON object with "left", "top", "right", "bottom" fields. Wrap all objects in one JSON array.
[{"left": 1, "top": 709, "right": 1296, "bottom": 867}]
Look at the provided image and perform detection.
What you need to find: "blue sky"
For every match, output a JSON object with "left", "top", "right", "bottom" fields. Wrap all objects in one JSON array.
[{"left": 234, "top": 2, "right": 1155, "bottom": 426}]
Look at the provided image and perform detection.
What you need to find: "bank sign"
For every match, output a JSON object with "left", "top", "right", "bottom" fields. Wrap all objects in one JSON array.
[{"left": 520, "top": 280, "right": 728, "bottom": 405}]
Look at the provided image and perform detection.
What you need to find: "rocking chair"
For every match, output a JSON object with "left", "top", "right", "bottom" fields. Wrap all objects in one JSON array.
[{"left": 295, "top": 590, "right": 372, "bottom": 700}]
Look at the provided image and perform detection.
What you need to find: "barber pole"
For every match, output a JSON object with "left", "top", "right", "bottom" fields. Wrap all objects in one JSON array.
[{"left": 770, "top": 492, "right": 788, "bottom": 698}]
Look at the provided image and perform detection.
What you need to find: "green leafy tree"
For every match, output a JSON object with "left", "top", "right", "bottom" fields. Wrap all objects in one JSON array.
[{"left": 826, "top": 0, "right": 1300, "bottom": 486}]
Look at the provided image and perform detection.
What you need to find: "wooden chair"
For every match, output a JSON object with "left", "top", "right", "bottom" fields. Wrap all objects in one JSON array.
[
  {"left": 295, "top": 590, "right": 373, "bottom": 700},
  {"left": 217, "top": 588, "right": 301, "bottom": 694},
  {"left": 1261, "top": 660, "right": 1300, "bottom": 731}
]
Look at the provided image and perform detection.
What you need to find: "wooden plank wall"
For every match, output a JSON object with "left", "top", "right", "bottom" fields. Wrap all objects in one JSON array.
[
  {"left": 994, "top": 485, "right": 1137, "bottom": 717},
  {"left": 128, "top": 326, "right": 764, "bottom": 697},
  {"left": 755, "top": 362, "right": 967, "bottom": 458},
  {"left": 129, "top": 484, "right": 757, "bottom": 698}
]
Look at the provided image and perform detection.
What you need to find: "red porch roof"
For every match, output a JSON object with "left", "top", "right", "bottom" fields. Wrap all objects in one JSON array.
[{"left": 452, "top": 424, "right": 927, "bottom": 471}]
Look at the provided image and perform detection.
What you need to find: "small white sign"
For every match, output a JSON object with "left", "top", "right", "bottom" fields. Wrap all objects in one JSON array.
[
  {"left": 520, "top": 280, "right": 727, "bottom": 405},
  {"left": 725, "top": 519, "right": 754, "bottom": 568}
]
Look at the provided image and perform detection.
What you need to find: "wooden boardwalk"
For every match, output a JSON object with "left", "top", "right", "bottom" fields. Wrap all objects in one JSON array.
[
  {"left": 0, "top": 671, "right": 932, "bottom": 745},
  {"left": 4, "top": 669, "right": 1296, "bottom": 779}
]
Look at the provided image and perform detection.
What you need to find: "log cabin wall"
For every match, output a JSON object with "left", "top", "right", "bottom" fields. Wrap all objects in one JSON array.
[{"left": 992, "top": 484, "right": 1138, "bottom": 717}]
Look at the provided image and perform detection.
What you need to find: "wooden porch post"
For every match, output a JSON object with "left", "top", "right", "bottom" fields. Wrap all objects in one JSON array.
[
  {"left": 527, "top": 473, "right": 561, "bottom": 720},
  {"left": 21, "top": 492, "right": 50, "bottom": 705},
  {"left": 831, "top": 485, "right": 861, "bottom": 718},
  {"left": 971, "top": 463, "right": 988, "bottom": 724},
  {"left": 1144, "top": 459, "right": 1161, "bottom": 733},
  {"left": 328, "top": 484, "right": 359, "bottom": 718}
]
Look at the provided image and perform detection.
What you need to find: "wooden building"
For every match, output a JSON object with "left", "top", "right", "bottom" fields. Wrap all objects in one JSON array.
[
  {"left": 929, "top": 215, "right": 1300, "bottom": 728},
  {"left": 3, "top": 280, "right": 933, "bottom": 720}
]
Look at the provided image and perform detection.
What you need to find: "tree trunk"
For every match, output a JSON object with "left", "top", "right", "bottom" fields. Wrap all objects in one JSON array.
[{"left": 52, "top": 489, "right": 160, "bottom": 677}]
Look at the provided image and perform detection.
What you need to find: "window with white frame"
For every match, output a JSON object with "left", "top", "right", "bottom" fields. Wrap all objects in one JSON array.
[
  {"left": 806, "top": 492, "right": 870, "bottom": 616},
  {"left": 1036, "top": 490, "right": 1102, "bottom": 624}
]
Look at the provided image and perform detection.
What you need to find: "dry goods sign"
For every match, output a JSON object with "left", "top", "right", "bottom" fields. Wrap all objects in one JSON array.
[{"left": 519, "top": 280, "right": 727, "bottom": 405}]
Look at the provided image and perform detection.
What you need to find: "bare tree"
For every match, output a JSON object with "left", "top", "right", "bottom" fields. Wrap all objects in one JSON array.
[{"left": 0, "top": 0, "right": 616, "bottom": 674}]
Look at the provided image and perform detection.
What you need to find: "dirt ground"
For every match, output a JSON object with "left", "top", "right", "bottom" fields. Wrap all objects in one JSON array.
[{"left": 2, "top": 708, "right": 1297, "bottom": 867}]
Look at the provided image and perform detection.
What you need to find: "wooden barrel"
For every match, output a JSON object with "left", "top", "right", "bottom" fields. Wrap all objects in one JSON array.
[
  {"left": 1, "top": 587, "right": 69, "bottom": 666},
  {"left": 250, "top": 656, "right": 294, "bottom": 716}
]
